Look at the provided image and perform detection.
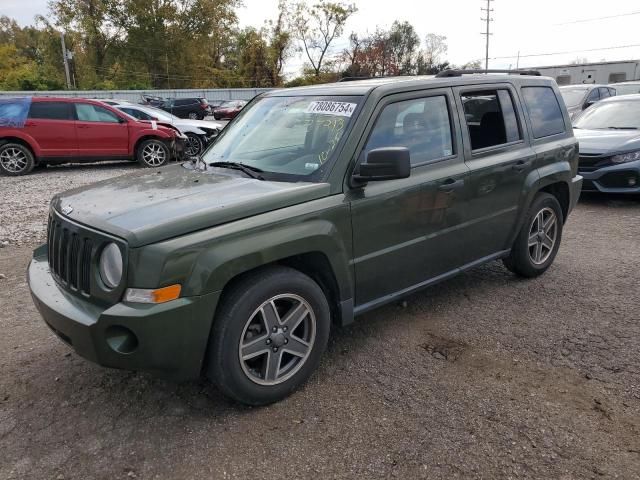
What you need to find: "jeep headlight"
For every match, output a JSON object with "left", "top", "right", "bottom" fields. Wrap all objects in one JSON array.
[
  {"left": 611, "top": 150, "right": 640, "bottom": 164},
  {"left": 99, "top": 243, "right": 123, "bottom": 288}
]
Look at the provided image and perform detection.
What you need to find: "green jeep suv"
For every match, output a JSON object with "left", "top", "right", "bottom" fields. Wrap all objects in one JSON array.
[{"left": 28, "top": 71, "right": 583, "bottom": 405}]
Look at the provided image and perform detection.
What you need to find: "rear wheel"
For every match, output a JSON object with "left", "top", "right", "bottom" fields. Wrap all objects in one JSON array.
[
  {"left": 0, "top": 143, "right": 35, "bottom": 176},
  {"left": 137, "top": 139, "right": 169, "bottom": 168},
  {"left": 187, "top": 111, "right": 200, "bottom": 120},
  {"left": 184, "top": 133, "right": 204, "bottom": 157},
  {"left": 504, "top": 192, "right": 563, "bottom": 277},
  {"left": 206, "top": 266, "right": 331, "bottom": 405}
]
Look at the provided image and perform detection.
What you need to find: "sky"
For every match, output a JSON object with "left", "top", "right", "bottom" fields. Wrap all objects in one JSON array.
[{"left": 5, "top": 0, "right": 640, "bottom": 77}]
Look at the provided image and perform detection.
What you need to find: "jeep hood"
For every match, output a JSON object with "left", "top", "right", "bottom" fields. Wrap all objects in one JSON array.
[
  {"left": 52, "top": 164, "right": 331, "bottom": 247},
  {"left": 574, "top": 128, "right": 640, "bottom": 155}
]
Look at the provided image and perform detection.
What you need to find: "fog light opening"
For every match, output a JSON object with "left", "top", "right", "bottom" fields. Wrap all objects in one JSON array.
[
  {"left": 628, "top": 176, "right": 637, "bottom": 187},
  {"left": 105, "top": 325, "right": 138, "bottom": 354}
]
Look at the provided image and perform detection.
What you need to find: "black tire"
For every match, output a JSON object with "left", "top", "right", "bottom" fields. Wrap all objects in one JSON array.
[
  {"left": 206, "top": 266, "right": 331, "bottom": 406},
  {"left": 136, "top": 139, "right": 170, "bottom": 168},
  {"left": 503, "top": 192, "right": 563, "bottom": 278},
  {"left": 184, "top": 133, "right": 204, "bottom": 157},
  {"left": 0, "top": 143, "right": 35, "bottom": 176}
]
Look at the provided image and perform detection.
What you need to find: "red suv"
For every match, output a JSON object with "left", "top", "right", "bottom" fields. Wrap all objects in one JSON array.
[{"left": 0, "top": 97, "right": 186, "bottom": 176}]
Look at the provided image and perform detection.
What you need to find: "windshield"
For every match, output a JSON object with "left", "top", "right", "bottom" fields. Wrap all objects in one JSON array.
[
  {"left": 560, "top": 88, "right": 588, "bottom": 107},
  {"left": 202, "top": 95, "right": 361, "bottom": 181},
  {"left": 574, "top": 100, "right": 640, "bottom": 129}
]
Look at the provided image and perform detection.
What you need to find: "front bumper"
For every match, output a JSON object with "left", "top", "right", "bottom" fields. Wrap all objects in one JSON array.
[
  {"left": 28, "top": 245, "right": 220, "bottom": 381},
  {"left": 578, "top": 159, "right": 640, "bottom": 194}
]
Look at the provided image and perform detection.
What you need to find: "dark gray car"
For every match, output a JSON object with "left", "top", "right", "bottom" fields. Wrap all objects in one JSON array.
[
  {"left": 574, "top": 94, "right": 640, "bottom": 193},
  {"left": 560, "top": 85, "right": 616, "bottom": 121}
]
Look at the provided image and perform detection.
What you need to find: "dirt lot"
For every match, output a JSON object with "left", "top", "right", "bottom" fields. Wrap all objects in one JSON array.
[{"left": 1, "top": 164, "right": 640, "bottom": 479}]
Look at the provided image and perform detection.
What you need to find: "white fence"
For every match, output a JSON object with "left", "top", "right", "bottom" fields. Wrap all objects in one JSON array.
[{"left": 0, "top": 88, "right": 274, "bottom": 102}]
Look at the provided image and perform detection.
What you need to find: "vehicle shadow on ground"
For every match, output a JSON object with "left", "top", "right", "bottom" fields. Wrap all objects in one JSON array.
[
  {"left": 578, "top": 191, "right": 640, "bottom": 207},
  {"left": 33, "top": 161, "right": 140, "bottom": 175},
  {"left": 41, "top": 260, "right": 516, "bottom": 419}
]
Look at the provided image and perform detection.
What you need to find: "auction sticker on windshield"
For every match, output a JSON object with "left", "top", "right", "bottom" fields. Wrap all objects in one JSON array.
[{"left": 306, "top": 101, "right": 357, "bottom": 117}]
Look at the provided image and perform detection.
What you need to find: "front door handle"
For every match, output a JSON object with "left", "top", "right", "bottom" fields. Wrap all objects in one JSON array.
[
  {"left": 512, "top": 160, "right": 527, "bottom": 171},
  {"left": 77, "top": 124, "right": 90, "bottom": 129},
  {"left": 438, "top": 178, "right": 464, "bottom": 191}
]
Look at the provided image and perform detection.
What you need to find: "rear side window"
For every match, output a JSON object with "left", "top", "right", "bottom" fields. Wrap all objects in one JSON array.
[
  {"left": 175, "top": 99, "right": 194, "bottom": 106},
  {"left": 75, "top": 104, "right": 120, "bottom": 123},
  {"left": 461, "top": 89, "right": 522, "bottom": 150},
  {"left": 521, "top": 87, "right": 566, "bottom": 138},
  {"left": 28, "top": 102, "right": 73, "bottom": 120},
  {"left": 364, "top": 95, "right": 454, "bottom": 166}
]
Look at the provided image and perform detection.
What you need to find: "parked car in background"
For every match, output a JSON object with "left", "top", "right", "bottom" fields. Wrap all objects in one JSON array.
[
  {"left": 207, "top": 99, "right": 225, "bottom": 109},
  {"left": 141, "top": 94, "right": 166, "bottom": 108},
  {"left": 160, "top": 97, "right": 211, "bottom": 120},
  {"left": 573, "top": 94, "right": 640, "bottom": 193},
  {"left": 0, "top": 97, "right": 185, "bottom": 176},
  {"left": 212, "top": 100, "right": 247, "bottom": 120},
  {"left": 612, "top": 81, "right": 640, "bottom": 96},
  {"left": 114, "top": 103, "right": 223, "bottom": 156},
  {"left": 559, "top": 84, "right": 616, "bottom": 120},
  {"left": 28, "top": 71, "right": 582, "bottom": 405}
]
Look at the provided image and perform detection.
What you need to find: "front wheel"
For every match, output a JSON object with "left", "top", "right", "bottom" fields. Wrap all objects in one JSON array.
[
  {"left": 0, "top": 143, "right": 35, "bottom": 176},
  {"left": 206, "top": 266, "right": 331, "bottom": 405},
  {"left": 184, "top": 133, "right": 204, "bottom": 157},
  {"left": 503, "top": 192, "right": 563, "bottom": 278},
  {"left": 137, "top": 139, "right": 169, "bottom": 168}
]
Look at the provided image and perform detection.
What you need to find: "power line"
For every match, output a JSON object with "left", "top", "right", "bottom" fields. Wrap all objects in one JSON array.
[
  {"left": 554, "top": 10, "right": 640, "bottom": 26},
  {"left": 491, "top": 43, "right": 640, "bottom": 60}
]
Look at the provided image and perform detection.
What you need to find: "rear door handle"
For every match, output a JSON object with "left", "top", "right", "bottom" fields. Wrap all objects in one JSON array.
[
  {"left": 438, "top": 178, "right": 464, "bottom": 191},
  {"left": 24, "top": 121, "right": 35, "bottom": 127},
  {"left": 512, "top": 160, "right": 527, "bottom": 171}
]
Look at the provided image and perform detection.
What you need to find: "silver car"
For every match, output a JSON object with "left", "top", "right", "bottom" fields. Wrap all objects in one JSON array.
[
  {"left": 573, "top": 94, "right": 640, "bottom": 193},
  {"left": 560, "top": 85, "right": 616, "bottom": 121}
]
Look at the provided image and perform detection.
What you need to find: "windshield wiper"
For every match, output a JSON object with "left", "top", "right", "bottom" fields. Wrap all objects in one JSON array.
[
  {"left": 606, "top": 126, "right": 638, "bottom": 130},
  {"left": 208, "top": 161, "right": 265, "bottom": 180}
]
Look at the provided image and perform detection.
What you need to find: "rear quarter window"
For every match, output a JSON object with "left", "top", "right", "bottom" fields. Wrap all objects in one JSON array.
[{"left": 521, "top": 86, "right": 566, "bottom": 139}]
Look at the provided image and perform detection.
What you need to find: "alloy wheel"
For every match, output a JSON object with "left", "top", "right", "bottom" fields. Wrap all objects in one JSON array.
[
  {"left": 238, "top": 294, "right": 316, "bottom": 386},
  {"left": 188, "top": 112, "right": 198, "bottom": 119},
  {"left": 141, "top": 142, "right": 167, "bottom": 167},
  {"left": 0, "top": 147, "right": 28, "bottom": 173},
  {"left": 184, "top": 135, "right": 202, "bottom": 156},
  {"left": 528, "top": 207, "right": 557, "bottom": 265}
]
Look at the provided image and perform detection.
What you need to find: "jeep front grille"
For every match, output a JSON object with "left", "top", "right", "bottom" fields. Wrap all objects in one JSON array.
[{"left": 47, "top": 215, "right": 93, "bottom": 294}]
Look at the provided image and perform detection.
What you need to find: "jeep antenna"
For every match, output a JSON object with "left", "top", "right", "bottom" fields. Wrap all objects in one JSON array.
[{"left": 480, "top": 0, "right": 494, "bottom": 71}]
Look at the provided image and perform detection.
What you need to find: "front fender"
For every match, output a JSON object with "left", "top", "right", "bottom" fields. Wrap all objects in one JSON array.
[{"left": 127, "top": 196, "right": 354, "bottom": 304}]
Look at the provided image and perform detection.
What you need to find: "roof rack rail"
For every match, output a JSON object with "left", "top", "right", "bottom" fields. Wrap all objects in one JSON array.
[
  {"left": 338, "top": 76, "right": 374, "bottom": 82},
  {"left": 435, "top": 69, "right": 541, "bottom": 78}
]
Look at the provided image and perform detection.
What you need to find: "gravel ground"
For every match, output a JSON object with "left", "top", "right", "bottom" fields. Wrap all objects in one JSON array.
[{"left": 1, "top": 166, "right": 640, "bottom": 479}]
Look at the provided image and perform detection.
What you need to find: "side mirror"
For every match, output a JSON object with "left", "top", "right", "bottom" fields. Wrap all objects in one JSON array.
[
  {"left": 118, "top": 116, "right": 127, "bottom": 124},
  {"left": 354, "top": 147, "right": 411, "bottom": 183},
  {"left": 583, "top": 100, "right": 595, "bottom": 109}
]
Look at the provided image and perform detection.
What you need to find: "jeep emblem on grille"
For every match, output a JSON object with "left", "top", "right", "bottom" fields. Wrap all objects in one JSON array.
[{"left": 61, "top": 205, "right": 73, "bottom": 215}]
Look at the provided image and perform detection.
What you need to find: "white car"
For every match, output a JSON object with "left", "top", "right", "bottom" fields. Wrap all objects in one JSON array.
[{"left": 110, "top": 102, "right": 224, "bottom": 156}]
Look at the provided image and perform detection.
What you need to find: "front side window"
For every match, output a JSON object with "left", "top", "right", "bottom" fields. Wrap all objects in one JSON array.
[
  {"left": 363, "top": 96, "right": 454, "bottom": 166},
  {"left": 461, "top": 90, "right": 521, "bottom": 150},
  {"left": 28, "top": 102, "right": 73, "bottom": 121},
  {"left": 202, "top": 95, "right": 361, "bottom": 181},
  {"left": 75, "top": 104, "right": 120, "bottom": 123},
  {"left": 586, "top": 88, "right": 600, "bottom": 104},
  {"left": 521, "top": 87, "right": 566, "bottom": 138}
]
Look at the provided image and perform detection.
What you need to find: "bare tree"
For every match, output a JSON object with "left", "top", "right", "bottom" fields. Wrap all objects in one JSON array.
[{"left": 291, "top": 0, "right": 357, "bottom": 77}]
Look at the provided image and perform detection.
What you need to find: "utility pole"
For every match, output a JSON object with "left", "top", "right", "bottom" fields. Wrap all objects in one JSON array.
[
  {"left": 60, "top": 32, "right": 72, "bottom": 89},
  {"left": 480, "top": 0, "right": 494, "bottom": 71}
]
